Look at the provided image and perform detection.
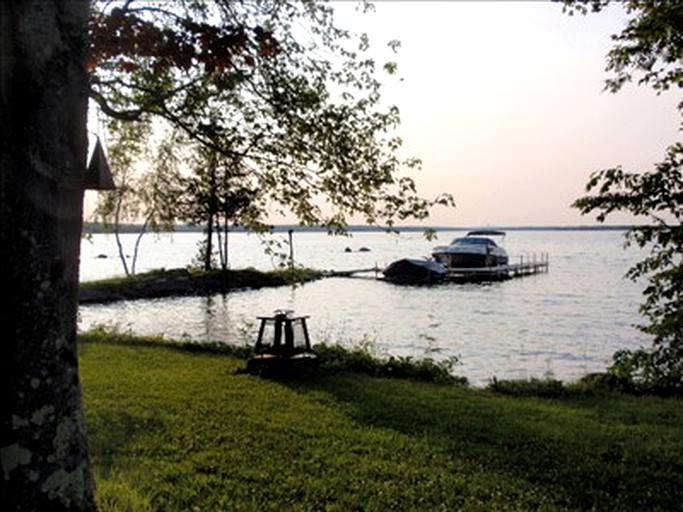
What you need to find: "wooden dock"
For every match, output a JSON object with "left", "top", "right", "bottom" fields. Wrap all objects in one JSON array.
[
  {"left": 445, "top": 253, "right": 549, "bottom": 282},
  {"left": 321, "top": 266, "right": 381, "bottom": 278},
  {"left": 321, "top": 253, "right": 549, "bottom": 283}
]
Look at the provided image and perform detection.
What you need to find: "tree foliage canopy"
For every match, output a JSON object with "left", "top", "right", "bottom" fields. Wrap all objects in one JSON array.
[
  {"left": 564, "top": 0, "right": 683, "bottom": 97},
  {"left": 93, "top": 116, "right": 185, "bottom": 274},
  {"left": 564, "top": 0, "right": 683, "bottom": 393},
  {"left": 88, "top": 0, "right": 453, "bottom": 234}
]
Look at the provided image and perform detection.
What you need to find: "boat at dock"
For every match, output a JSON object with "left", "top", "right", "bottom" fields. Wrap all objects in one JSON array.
[
  {"left": 383, "top": 230, "right": 548, "bottom": 284},
  {"left": 432, "top": 230, "right": 509, "bottom": 269},
  {"left": 434, "top": 230, "right": 548, "bottom": 282}
]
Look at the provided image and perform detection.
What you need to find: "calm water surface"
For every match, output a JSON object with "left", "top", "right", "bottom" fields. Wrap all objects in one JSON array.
[{"left": 78, "top": 229, "right": 649, "bottom": 385}]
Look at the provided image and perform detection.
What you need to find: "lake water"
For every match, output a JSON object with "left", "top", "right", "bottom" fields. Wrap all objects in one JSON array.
[{"left": 78, "top": 228, "right": 650, "bottom": 385}]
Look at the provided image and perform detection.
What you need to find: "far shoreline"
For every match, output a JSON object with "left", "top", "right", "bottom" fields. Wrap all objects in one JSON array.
[{"left": 82, "top": 222, "right": 634, "bottom": 235}]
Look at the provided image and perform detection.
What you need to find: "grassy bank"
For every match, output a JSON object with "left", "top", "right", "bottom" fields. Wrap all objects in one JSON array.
[
  {"left": 79, "top": 335, "right": 683, "bottom": 511},
  {"left": 79, "top": 267, "right": 322, "bottom": 303}
]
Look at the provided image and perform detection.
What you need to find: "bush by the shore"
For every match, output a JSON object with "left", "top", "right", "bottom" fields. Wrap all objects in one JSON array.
[{"left": 79, "top": 327, "right": 468, "bottom": 386}]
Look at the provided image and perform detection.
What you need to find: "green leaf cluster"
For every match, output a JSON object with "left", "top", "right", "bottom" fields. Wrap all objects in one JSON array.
[
  {"left": 565, "top": 0, "right": 683, "bottom": 393},
  {"left": 89, "top": 0, "right": 454, "bottom": 238},
  {"left": 312, "top": 342, "right": 467, "bottom": 385},
  {"left": 564, "top": 1, "right": 683, "bottom": 97}
]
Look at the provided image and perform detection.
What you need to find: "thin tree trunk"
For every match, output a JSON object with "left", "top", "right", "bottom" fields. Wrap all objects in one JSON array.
[
  {"left": 216, "top": 216, "right": 225, "bottom": 270},
  {"left": 205, "top": 215, "right": 214, "bottom": 271},
  {"left": 114, "top": 229, "right": 131, "bottom": 277},
  {"left": 204, "top": 155, "right": 217, "bottom": 271},
  {"left": 0, "top": 2, "right": 96, "bottom": 509},
  {"left": 131, "top": 216, "right": 150, "bottom": 275},
  {"left": 113, "top": 191, "right": 131, "bottom": 276},
  {"left": 223, "top": 215, "right": 229, "bottom": 270}
]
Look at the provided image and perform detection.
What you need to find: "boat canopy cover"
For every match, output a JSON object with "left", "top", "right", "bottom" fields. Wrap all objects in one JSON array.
[
  {"left": 384, "top": 258, "right": 447, "bottom": 275},
  {"left": 383, "top": 258, "right": 447, "bottom": 283}
]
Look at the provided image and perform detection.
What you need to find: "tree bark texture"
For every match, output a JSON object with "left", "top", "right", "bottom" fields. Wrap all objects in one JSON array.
[{"left": 0, "top": 1, "right": 95, "bottom": 510}]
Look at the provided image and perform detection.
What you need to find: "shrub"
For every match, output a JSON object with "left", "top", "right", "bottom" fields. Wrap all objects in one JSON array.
[
  {"left": 609, "top": 347, "right": 683, "bottom": 397},
  {"left": 488, "top": 376, "right": 567, "bottom": 398},
  {"left": 312, "top": 343, "right": 468, "bottom": 386}
]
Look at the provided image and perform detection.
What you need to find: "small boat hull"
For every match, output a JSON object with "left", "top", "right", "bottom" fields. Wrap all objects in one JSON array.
[
  {"left": 433, "top": 252, "right": 508, "bottom": 269},
  {"left": 383, "top": 258, "right": 447, "bottom": 285}
]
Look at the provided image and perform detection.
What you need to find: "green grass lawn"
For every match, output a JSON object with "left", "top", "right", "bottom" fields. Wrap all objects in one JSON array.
[{"left": 79, "top": 339, "right": 683, "bottom": 511}]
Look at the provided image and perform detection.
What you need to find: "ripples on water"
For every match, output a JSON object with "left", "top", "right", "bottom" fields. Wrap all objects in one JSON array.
[{"left": 79, "top": 229, "right": 649, "bottom": 385}]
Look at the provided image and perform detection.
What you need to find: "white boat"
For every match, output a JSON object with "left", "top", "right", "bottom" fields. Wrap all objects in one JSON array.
[{"left": 432, "top": 230, "right": 509, "bottom": 269}]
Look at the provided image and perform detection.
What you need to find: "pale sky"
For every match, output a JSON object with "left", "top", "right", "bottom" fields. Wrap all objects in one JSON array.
[{"left": 331, "top": 1, "right": 681, "bottom": 227}]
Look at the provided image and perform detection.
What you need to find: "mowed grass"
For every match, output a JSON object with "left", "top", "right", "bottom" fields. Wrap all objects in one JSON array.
[{"left": 79, "top": 340, "right": 683, "bottom": 511}]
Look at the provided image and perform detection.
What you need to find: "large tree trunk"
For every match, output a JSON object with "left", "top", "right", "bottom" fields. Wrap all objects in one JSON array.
[{"left": 0, "top": 1, "right": 95, "bottom": 510}]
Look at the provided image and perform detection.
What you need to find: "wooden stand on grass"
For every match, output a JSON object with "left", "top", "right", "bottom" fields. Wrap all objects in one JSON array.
[{"left": 246, "top": 311, "right": 318, "bottom": 375}]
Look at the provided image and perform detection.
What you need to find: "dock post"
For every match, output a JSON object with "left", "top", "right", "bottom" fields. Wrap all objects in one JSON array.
[{"left": 288, "top": 229, "right": 294, "bottom": 269}]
